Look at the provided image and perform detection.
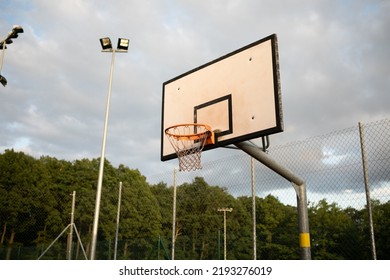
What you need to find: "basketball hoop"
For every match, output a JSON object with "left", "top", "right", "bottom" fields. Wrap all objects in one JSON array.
[{"left": 165, "top": 124, "right": 214, "bottom": 171}]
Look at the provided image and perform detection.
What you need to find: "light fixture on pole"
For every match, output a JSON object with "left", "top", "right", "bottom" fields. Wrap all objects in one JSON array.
[
  {"left": 0, "top": 25, "right": 24, "bottom": 87},
  {"left": 90, "top": 37, "right": 129, "bottom": 260},
  {"left": 117, "top": 38, "right": 129, "bottom": 51},
  {"left": 99, "top": 37, "right": 112, "bottom": 50}
]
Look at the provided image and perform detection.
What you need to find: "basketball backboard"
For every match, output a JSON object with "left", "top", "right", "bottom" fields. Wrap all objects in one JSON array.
[{"left": 161, "top": 34, "right": 283, "bottom": 161}]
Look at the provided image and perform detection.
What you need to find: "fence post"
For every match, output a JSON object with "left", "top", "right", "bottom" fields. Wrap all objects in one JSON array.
[
  {"left": 251, "top": 157, "right": 257, "bottom": 260},
  {"left": 172, "top": 168, "right": 177, "bottom": 260},
  {"left": 66, "top": 191, "right": 76, "bottom": 260},
  {"left": 358, "top": 122, "right": 377, "bottom": 260}
]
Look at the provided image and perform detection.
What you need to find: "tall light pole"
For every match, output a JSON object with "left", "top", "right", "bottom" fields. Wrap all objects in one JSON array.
[
  {"left": 0, "top": 25, "right": 24, "bottom": 87},
  {"left": 90, "top": 37, "right": 129, "bottom": 260},
  {"left": 218, "top": 207, "right": 233, "bottom": 260}
]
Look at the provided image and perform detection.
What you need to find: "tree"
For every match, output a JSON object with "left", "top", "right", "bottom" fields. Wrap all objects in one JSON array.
[
  {"left": 150, "top": 181, "right": 173, "bottom": 258},
  {"left": 1, "top": 150, "right": 388, "bottom": 260},
  {"left": 239, "top": 194, "right": 298, "bottom": 260},
  {"left": 0, "top": 150, "right": 58, "bottom": 259},
  {"left": 373, "top": 200, "right": 390, "bottom": 259},
  {"left": 107, "top": 165, "right": 162, "bottom": 260},
  {"left": 309, "top": 199, "right": 357, "bottom": 259},
  {"left": 172, "top": 177, "right": 252, "bottom": 260}
]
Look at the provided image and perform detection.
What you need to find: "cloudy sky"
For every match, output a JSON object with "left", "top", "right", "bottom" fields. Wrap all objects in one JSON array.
[{"left": 1, "top": 0, "right": 389, "bottom": 181}]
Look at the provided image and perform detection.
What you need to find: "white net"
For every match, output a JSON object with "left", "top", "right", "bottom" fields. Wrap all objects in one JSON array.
[{"left": 165, "top": 124, "right": 211, "bottom": 171}]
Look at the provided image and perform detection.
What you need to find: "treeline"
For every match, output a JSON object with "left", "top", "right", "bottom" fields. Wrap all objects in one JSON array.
[{"left": 0, "top": 149, "right": 389, "bottom": 259}]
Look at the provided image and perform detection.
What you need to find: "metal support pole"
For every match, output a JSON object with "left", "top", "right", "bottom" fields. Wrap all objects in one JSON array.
[
  {"left": 91, "top": 49, "right": 116, "bottom": 260},
  {"left": 172, "top": 168, "right": 177, "bottom": 260},
  {"left": 38, "top": 191, "right": 88, "bottom": 260},
  {"left": 235, "top": 141, "right": 311, "bottom": 260},
  {"left": 358, "top": 122, "right": 377, "bottom": 260},
  {"left": 218, "top": 208, "right": 233, "bottom": 260},
  {"left": 251, "top": 157, "right": 257, "bottom": 260},
  {"left": 295, "top": 182, "right": 311, "bottom": 260},
  {"left": 38, "top": 225, "right": 71, "bottom": 260},
  {"left": 114, "top": 181, "right": 123, "bottom": 260},
  {"left": 66, "top": 191, "right": 76, "bottom": 260}
]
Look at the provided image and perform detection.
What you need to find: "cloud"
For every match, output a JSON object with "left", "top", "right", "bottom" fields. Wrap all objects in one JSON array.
[{"left": 1, "top": 0, "right": 389, "bottom": 189}]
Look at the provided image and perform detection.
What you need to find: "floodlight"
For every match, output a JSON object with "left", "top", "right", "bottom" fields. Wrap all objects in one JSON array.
[
  {"left": 12, "top": 25, "right": 24, "bottom": 34},
  {"left": 0, "top": 75, "right": 7, "bottom": 87},
  {"left": 3, "top": 39, "right": 13, "bottom": 45},
  {"left": 117, "top": 38, "right": 129, "bottom": 51},
  {"left": 99, "top": 37, "right": 112, "bottom": 50},
  {"left": 8, "top": 31, "right": 18, "bottom": 39},
  {"left": 0, "top": 25, "right": 23, "bottom": 88}
]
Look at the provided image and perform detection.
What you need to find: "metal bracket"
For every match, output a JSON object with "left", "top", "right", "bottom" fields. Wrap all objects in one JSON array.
[{"left": 222, "top": 136, "right": 270, "bottom": 152}]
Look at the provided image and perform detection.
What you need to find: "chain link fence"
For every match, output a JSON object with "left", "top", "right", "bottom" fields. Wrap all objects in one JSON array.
[
  {"left": 1, "top": 119, "right": 389, "bottom": 259},
  {"left": 147, "top": 119, "right": 390, "bottom": 259},
  {"left": 150, "top": 119, "right": 390, "bottom": 209}
]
